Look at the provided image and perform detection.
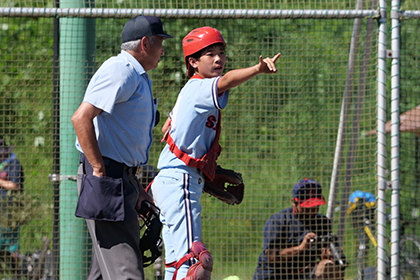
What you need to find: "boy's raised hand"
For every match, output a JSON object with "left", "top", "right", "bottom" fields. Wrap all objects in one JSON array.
[{"left": 258, "top": 53, "right": 281, "bottom": 73}]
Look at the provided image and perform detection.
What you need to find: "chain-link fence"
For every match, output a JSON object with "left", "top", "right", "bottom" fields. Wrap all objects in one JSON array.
[{"left": 0, "top": 0, "right": 419, "bottom": 279}]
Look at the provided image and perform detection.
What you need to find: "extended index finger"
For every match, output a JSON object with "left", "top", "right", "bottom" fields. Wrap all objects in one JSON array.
[{"left": 272, "top": 53, "right": 282, "bottom": 63}]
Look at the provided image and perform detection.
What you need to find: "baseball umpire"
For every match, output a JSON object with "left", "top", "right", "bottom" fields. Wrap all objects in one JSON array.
[{"left": 71, "top": 15, "right": 172, "bottom": 280}]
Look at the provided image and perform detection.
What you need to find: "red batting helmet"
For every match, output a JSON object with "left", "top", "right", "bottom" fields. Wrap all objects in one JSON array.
[{"left": 183, "top": 27, "right": 226, "bottom": 77}]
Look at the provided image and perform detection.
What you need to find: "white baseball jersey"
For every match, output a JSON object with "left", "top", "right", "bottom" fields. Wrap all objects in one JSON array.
[{"left": 157, "top": 75, "right": 229, "bottom": 170}]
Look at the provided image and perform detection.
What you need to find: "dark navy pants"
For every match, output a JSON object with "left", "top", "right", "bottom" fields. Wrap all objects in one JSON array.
[{"left": 77, "top": 155, "right": 144, "bottom": 280}]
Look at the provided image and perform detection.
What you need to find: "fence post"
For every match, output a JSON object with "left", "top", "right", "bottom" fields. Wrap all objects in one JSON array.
[
  {"left": 390, "top": 0, "right": 401, "bottom": 277},
  {"left": 59, "top": 2, "right": 96, "bottom": 278},
  {"left": 377, "top": 0, "right": 388, "bottom": 278}
]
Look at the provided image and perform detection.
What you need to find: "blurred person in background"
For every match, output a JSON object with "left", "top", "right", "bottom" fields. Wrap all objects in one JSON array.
[
  {"left": 0, "top": 138, "right": 24, "bottom": 276},
  {"left": 253, "top": 178, "right": 347, "bottom": 280}
]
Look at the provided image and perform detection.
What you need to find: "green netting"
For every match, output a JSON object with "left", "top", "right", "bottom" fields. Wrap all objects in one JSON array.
[{"left": 1, "top": 1, "right": 420, "bottom": 279}]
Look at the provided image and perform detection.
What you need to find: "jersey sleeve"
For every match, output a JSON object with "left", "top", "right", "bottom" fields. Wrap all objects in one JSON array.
[
  {"left": 84, "top": 58, "right": 140, "bottom": 114},
  {"left": 213, "top": 77, "right": 229, "bottom": 110},
  {"left": 186, "top": 77, "right": 229, "bottom": 112}
]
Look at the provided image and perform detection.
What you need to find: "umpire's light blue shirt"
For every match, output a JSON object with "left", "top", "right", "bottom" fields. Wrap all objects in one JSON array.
[{"left": 75, "top": 50, "right": 157, "bottom": 167}]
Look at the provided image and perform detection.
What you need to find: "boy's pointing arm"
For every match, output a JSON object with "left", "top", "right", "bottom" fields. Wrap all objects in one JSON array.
[{"left": 218, "top": 53, "right": 281, "bottom": 93}]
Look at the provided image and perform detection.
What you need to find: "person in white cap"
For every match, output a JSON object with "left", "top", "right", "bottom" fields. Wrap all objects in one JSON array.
[
  {"left": 71, "top": 15, "right": 172, "bottom": 280},
  {"left": 253, "top": 178, "right": 347, "bottom": 280}
]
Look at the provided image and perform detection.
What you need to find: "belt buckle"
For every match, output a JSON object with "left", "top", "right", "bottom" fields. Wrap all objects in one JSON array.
[
  {"left": 131, "top": 166, "right": 139, "bottom": 175},
  {"left": 126, "top": 166, "right": 138, "bottom": 176}
]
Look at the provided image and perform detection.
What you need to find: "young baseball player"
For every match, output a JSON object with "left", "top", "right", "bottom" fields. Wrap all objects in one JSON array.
[{"left": 151, "top": 26, "right": 281, "bottom": 280}]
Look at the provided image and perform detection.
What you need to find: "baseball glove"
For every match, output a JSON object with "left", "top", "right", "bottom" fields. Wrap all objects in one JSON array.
[{"left": 203, "top": 165, "right": 244, "bottom": 205}]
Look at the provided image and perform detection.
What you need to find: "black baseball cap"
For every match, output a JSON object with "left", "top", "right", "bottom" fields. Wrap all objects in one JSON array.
[
  {"left": 122, "top": 15, "right": 173, "bottom": 43},
  {"left": 292, "top": 178, "right": 326, "bottom": 208}
]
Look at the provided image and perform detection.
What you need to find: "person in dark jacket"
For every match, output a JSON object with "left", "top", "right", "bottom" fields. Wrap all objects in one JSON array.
[
  {"left": 0, "top": 138, "right": 24, "bottom": 276},
  {"left": 253, "top": 178, "right": 346, "bottom": 280}
]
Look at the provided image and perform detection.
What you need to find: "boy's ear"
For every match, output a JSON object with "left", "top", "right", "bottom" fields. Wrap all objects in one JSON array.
[{"left": 188, "top": 56, "right": 198, "bottom": 71}]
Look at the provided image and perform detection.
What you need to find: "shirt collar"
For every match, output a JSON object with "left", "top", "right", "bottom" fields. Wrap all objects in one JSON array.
[
  {"left": 190, "top": 74, "right": 204, "bottom": 80},
  {"left": 120, "top": 50, "right": 147, "bottom": 76}
]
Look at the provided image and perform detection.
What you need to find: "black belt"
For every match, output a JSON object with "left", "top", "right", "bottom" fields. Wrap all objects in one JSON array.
[
  {"left": 80, "top": 154, "right": 138, "bottom": 178},
  {"left": 121, "top": 163, "right": 138, "bottom": 176}
]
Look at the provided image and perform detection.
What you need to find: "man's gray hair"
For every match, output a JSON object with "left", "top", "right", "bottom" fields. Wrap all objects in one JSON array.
[
  {"left": 121, "top": 39, "right": 140, "bottom": 51},
  {"left": 121, "top": 36, "right": 156, "bottom": 51}
]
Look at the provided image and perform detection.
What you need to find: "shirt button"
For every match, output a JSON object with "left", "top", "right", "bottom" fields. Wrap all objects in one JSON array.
[{"left": 198, "top": 178, "right": 202, "bottom": 184}]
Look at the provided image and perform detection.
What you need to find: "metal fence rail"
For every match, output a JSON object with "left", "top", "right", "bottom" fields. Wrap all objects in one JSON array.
[{"left": 0, "top": 7, "right": 378, "bottom": 18}]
